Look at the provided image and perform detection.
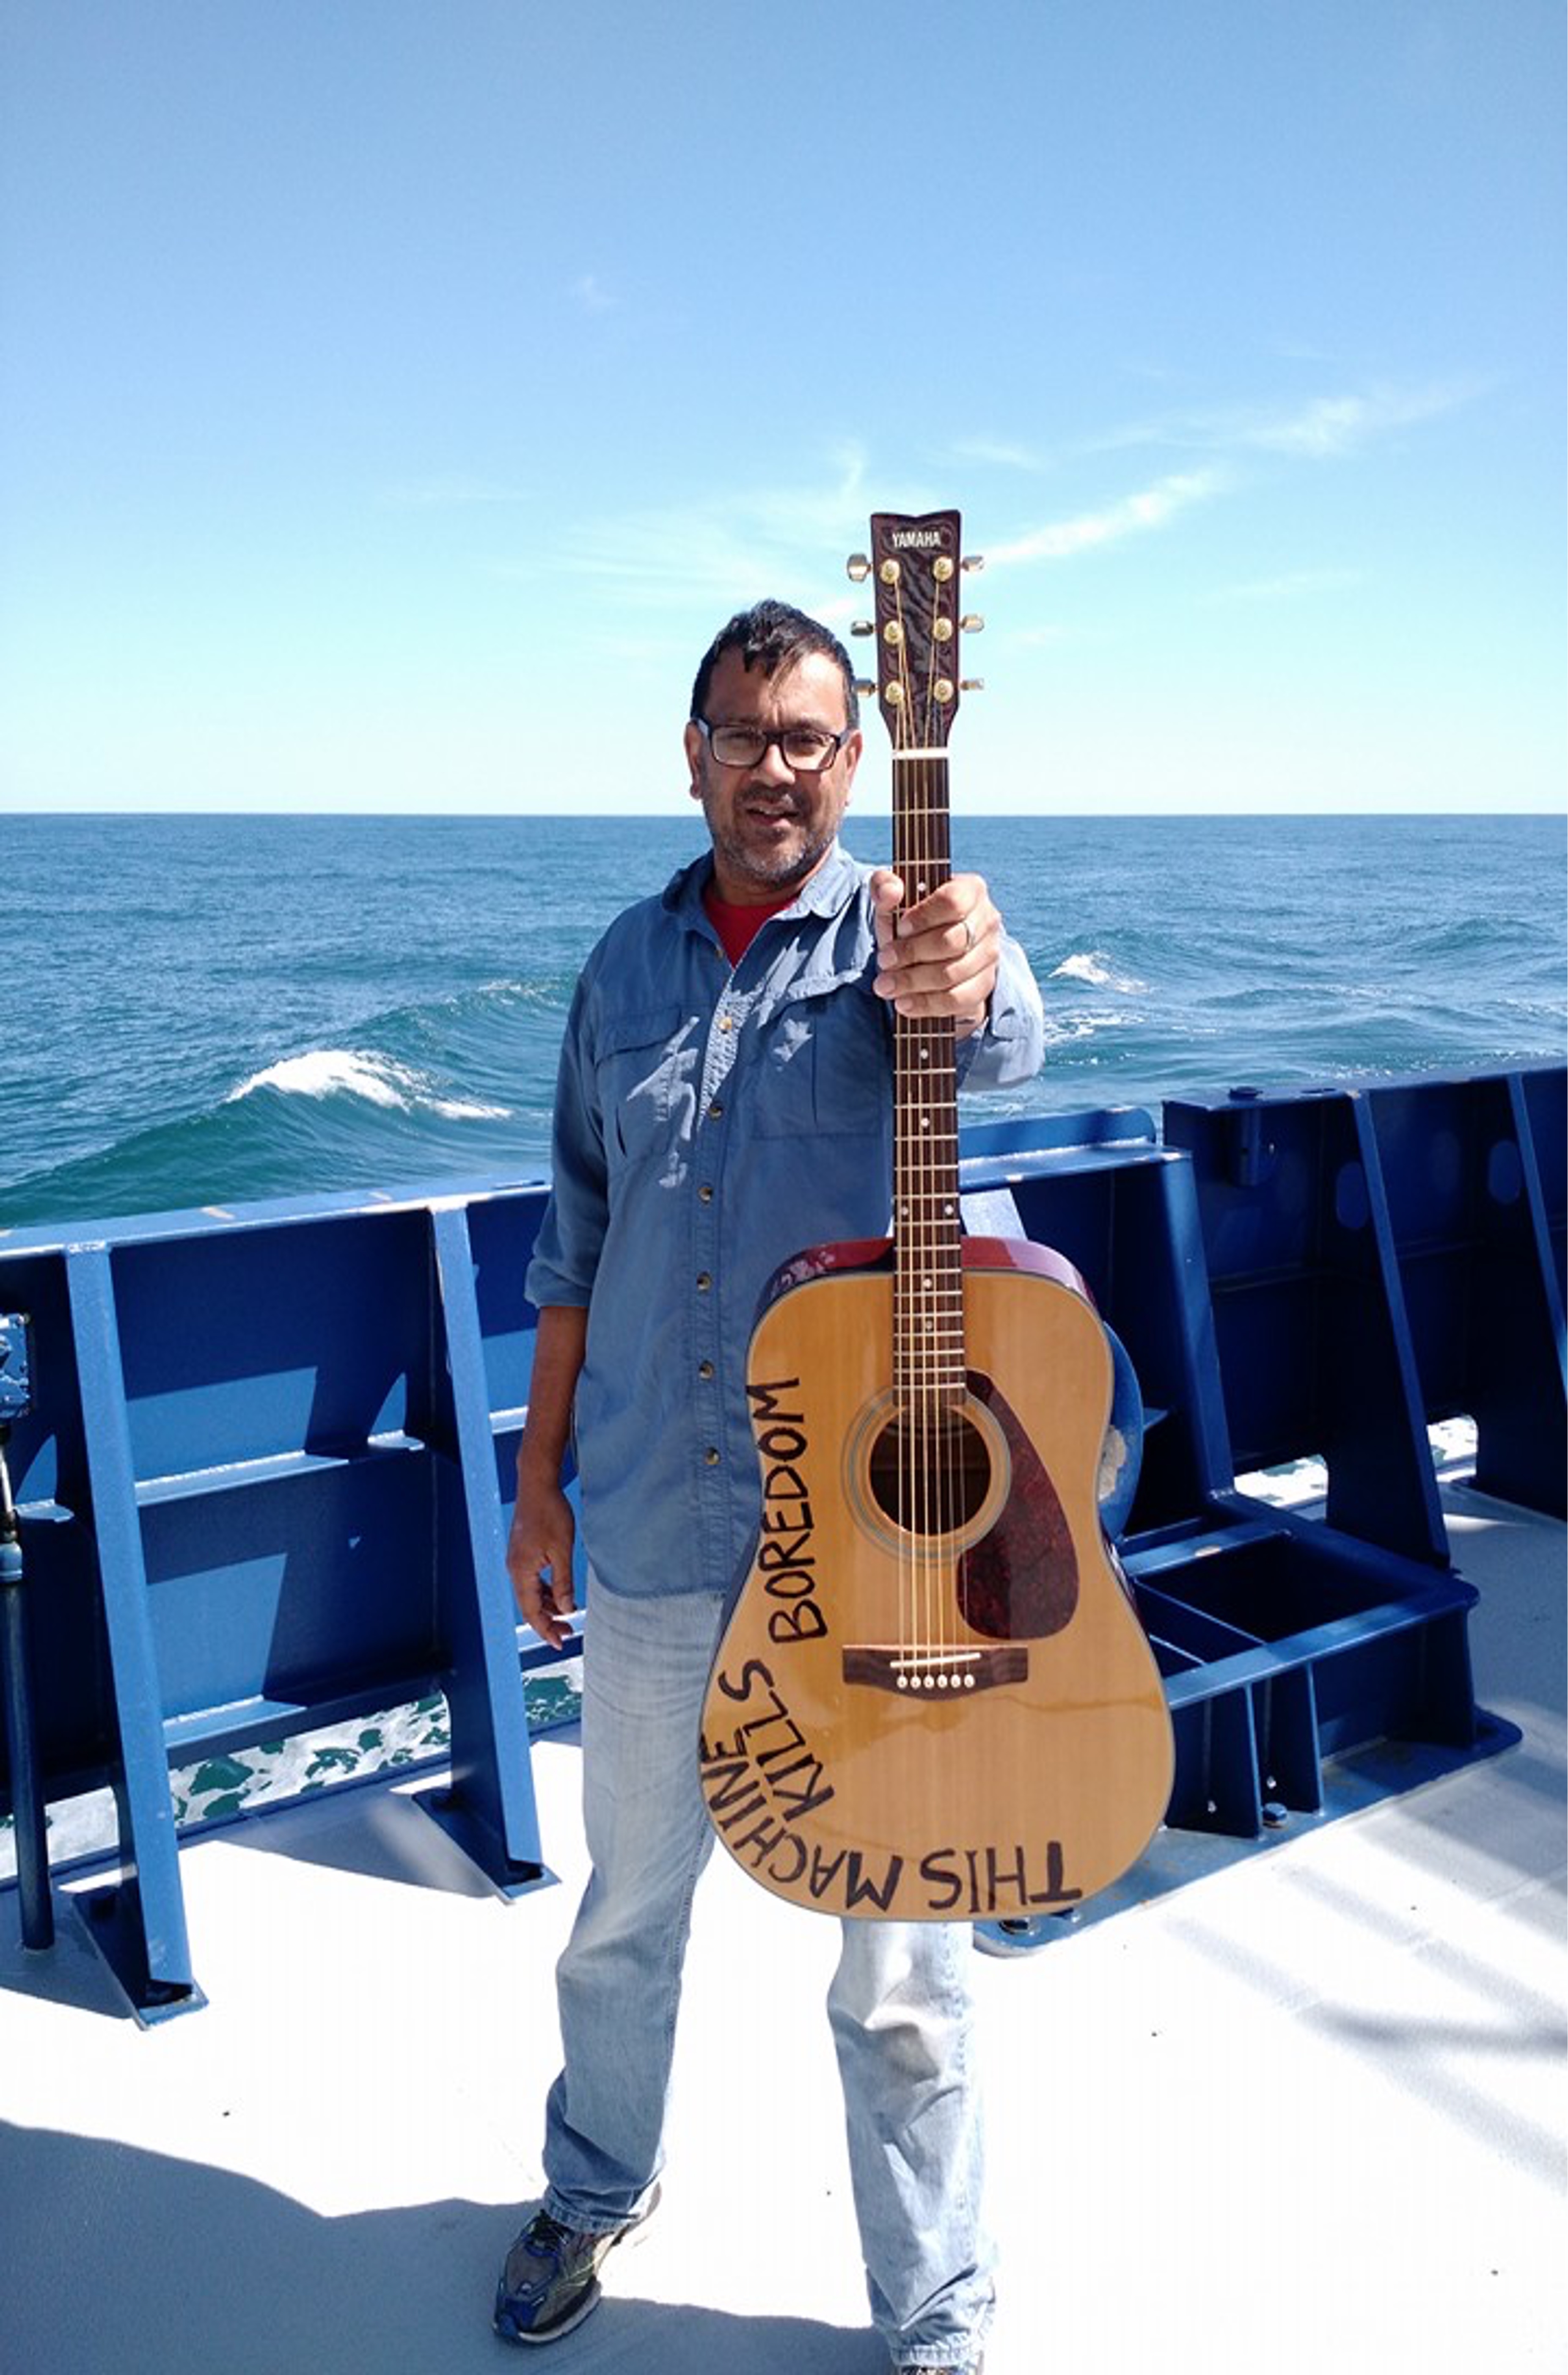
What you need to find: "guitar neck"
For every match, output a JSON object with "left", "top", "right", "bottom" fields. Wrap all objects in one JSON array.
[
  {"left": 892, "top": 749, "right": 965, "bottom": 1404},
  {"left": 855, "top": 506, "right": 974, "bottom": 1406}
]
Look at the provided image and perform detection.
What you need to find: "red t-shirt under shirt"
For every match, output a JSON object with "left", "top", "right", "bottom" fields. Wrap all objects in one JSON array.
[{"left": 704, "top": 886, "right": 796, "bottom": 967}]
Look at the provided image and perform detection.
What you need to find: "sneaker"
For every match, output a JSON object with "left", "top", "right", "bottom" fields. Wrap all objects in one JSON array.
[{"left": 493, "top": 2191, "right": 657, "bottom": 2346}]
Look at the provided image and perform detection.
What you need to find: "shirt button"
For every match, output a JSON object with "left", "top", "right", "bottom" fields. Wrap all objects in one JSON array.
[
  {"left": 698, "top": 1182, "right": 713, "bottom": 1203},
  {"left": 708, "top": 1099, "right": 724, "bottom": 1120},
  {"left": 719, "top": 1014, "right": 734, "bottom": 1033},
  {"left": 696, "top": 1272, "right": 712, "bottom": 1292},
  {"left": 698, "top": 1360, "right": 715, "bottom": 1380},
  {"left": 704, "top": 1446, "right": 721, "bottom": 1466}
]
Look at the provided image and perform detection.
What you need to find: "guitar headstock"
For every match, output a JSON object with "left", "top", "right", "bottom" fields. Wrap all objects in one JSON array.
[{"left": 847, "top": 510, "right": 983, "bottom": 752}]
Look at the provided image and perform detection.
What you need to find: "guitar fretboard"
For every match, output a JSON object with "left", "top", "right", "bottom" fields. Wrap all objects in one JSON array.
[{"left": 892, "top": 755, "right": 965, "bottom": 1405}]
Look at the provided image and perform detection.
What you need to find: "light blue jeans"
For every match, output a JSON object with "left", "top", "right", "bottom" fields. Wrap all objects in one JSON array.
[{"left": 540, "top": 1579, "right": 994, "bottom": 2370}]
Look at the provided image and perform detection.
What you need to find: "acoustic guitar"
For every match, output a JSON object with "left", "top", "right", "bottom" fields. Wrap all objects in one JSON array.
[{"left": 698, "top": 508, "right": 1174, "bottom": 1921}]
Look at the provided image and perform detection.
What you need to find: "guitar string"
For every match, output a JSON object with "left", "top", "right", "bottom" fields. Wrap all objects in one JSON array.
[
  {"left": 894, "top": 572, "right": 929, "bottom": 1677},
  {"left": 892, "top": 572, "right": 921, "bottom": 1674},
  {"left": 913, "top": 566, "right": 954, "bottom": 1681},
  {"left": 916, "top": 604, "right": 942, "bottom": 1678},
  {"left": 931, "top": 594, "right": 955, "bottom": 1681},
  {"left": 926, "top": 579, "right": 959, "bottom": 1681},
  {"left": 888, "top": 555, "right": 968, "bottom": 1688},
  {"left": 920, "top": 627, "right": 947, "bottom": 1672},
  {"left": 917, "top": 750, "right": 937, "bottom": 1669}
]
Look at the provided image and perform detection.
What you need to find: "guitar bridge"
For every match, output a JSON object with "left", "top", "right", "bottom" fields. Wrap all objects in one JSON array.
[{"left": 842, "top": 1645, "right": 1029, "bottom": 1697}]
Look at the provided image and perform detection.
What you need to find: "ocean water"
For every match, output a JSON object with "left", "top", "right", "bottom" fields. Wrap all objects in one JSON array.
[{"left": 1, "top": 810, "right": 1563, "bottom": 1230}]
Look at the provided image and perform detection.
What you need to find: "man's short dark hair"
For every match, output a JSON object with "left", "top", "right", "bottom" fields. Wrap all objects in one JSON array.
[{"left": 690, "top": 599, "right": 859, "bottom": 730}]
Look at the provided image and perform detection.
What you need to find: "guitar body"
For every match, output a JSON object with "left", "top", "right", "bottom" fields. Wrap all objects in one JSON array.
[{"left": 699, "top": 1236, "right": 1175, "bottom": 1921}]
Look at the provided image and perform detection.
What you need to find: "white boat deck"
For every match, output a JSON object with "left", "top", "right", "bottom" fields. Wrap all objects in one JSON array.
[{"left": 2, "top": 1467, "right": 1562, "bottom": 2375}]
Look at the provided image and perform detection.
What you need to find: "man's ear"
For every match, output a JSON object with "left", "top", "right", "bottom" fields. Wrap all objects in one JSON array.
[{"left": 682, "top": 719, "right": 704, "bottom": 799}]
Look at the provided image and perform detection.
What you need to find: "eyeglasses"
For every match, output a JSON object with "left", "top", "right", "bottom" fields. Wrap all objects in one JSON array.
[{"left": 694, "top": 718, "right": 852, "bottom": 773}]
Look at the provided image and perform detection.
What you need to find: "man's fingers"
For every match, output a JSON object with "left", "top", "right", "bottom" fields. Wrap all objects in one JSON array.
[{"left": 514, "top": 1572, "right": 572, "bottom": 1652}]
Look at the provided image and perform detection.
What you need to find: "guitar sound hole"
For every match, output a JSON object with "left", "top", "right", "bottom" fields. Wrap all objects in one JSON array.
[{"left": 867, "top": 1405, "right": 992, "bottom": 1539}]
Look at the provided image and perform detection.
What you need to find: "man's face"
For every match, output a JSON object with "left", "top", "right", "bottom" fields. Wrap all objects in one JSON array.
[{"left": 684, "top": 647, "right": 862, "bottom": 904}]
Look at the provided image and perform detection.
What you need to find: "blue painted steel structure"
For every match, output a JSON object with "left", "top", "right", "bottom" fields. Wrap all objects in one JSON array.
[
  {"left": 1, "top": 1067, "right": 1562, "bottom": 2015},
  {"left": 0, "top": 1308, "right": 52, "bottom": 1953}
]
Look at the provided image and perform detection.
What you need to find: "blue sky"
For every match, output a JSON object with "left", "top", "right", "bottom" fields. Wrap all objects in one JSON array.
[{"left": 2, "top": 0, "right": 1562, "bottom": 815}]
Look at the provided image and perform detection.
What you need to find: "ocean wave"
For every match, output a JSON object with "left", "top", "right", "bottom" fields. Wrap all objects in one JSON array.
[
  {"left": 1042, "top": 1010, "right": 1136, "bottom": 1048},
  {"left": 226, "top": 1048, "right": 512, "bottom": 1122},
  {"left": 1050, "top": 951, "right": 1148, "bottom": 996}
]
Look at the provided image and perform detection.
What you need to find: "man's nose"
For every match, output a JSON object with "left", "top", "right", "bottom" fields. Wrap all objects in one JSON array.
[{"left": 751, "top": 736, "right": 797, "bottom": 782}]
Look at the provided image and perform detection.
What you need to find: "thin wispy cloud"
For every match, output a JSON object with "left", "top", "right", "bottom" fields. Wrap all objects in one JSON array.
[
  {"left": 574, "top": 272, "right": 616, "bottom": 314},
  {"left": 531, "top": 375, "right": 1460, "bottom": 618},
  {"left": 1092, "top": 377, "right": 1482, "bottom": 463},
  {"left": 967, "top": 376, "right": 1477, "bottom": 577},
  {"left": 553, "top": 451, "right": 875, "bottom": 610},
  {"left": 988, "top": 467, "right": 1228, "bottom": 566},
  {"left": 1209, "top": 566, "right": 1364, "bottom": 604},
  {"left": 1240, "top": 380, "right": 1479, "bottom": 458},
  {"left": 950, "top": 436, "right": 1048, "bottom": 473}
]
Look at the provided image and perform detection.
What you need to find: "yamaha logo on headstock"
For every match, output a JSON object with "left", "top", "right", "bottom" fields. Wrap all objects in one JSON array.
[{"left": 846, "top": 508, "right": 982, "bottom": 753}]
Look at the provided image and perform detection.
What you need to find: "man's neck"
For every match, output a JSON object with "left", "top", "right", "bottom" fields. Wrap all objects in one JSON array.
[{"left": 703, "top": 881, "right": 797, "bottom": 967}]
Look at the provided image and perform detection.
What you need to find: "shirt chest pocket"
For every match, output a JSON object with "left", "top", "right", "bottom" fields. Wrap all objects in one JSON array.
[
  {"left": 595, "top": 1006, "right": 699, "bottom": 1169},
  {"left": 754, "top": 988, "right": 889, "bottom": 1139}
]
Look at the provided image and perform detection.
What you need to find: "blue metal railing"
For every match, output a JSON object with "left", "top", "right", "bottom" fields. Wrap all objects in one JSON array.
[{"left": 1, "top": 1066, "right": 1561, "bottom": 2013}]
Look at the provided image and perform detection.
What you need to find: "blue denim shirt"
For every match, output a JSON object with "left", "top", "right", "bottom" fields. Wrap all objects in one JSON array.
[{"left": 526, "top": 842, "right": 1045, "bottom": 1598}]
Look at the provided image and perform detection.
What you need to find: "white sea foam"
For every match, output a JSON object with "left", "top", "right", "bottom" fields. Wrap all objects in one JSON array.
[
  {"left": 1051, "top": 951, "right": 1147, "bottom": 995},
  {"left": 1042, "top": 1012, "right": 1128, "bottom": 1047},
  {"left": 430, "top": 1093, "right": 513, "bottom": 1121},
  {"left": 227, "top": 1049, "right": 510, "bottom": 1120},
  {"left": 231, "top": 1050, "right": 410, "bottom": 1106}
]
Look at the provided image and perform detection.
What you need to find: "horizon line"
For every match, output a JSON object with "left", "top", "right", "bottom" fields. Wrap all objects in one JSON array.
[{"left": 4, "top": 806, "right": 1562, "bottom": 824}]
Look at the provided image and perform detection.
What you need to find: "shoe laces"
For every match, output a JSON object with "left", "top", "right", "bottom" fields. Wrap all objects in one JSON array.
[{"left": 525, "top": 2211, "right": 572, "bottom": 2260}]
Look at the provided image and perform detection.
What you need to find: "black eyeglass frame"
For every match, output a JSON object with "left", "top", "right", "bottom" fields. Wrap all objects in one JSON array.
[{"left": 693, "top": 718, "right": 853, "bottom": 773}]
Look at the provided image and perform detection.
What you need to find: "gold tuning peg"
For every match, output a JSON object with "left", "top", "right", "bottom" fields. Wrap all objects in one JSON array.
[
  {"left": 959, "top": 678, "right": 985, "bottom": 694},
  {"left": 850, "top": 619, "right": 874, "bottom": 636},
  {"left": 846, "top": 553, "right": 872, "bottom": 582},
  {"left": 961, "top": 554, "right": 985, "bottom": 573},
  {"left": 960, "top": 614, "right": 985, "bottom": 634},
  {"left": 853, "top": 678, "right": 877, "bottom": 699}
]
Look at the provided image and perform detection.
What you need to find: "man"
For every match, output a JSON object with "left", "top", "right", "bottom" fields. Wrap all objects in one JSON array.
[{"left": 497, "top": 598, "right": 1044, "bottom": 2371}]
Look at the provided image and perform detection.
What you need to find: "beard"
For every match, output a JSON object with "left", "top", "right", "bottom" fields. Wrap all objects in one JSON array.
[
  {"left": 696, "top": 773, "right": 845, "bottom": 899},
  {"left": 711, "top": 816, "right": 837, "bottom": 893}
]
